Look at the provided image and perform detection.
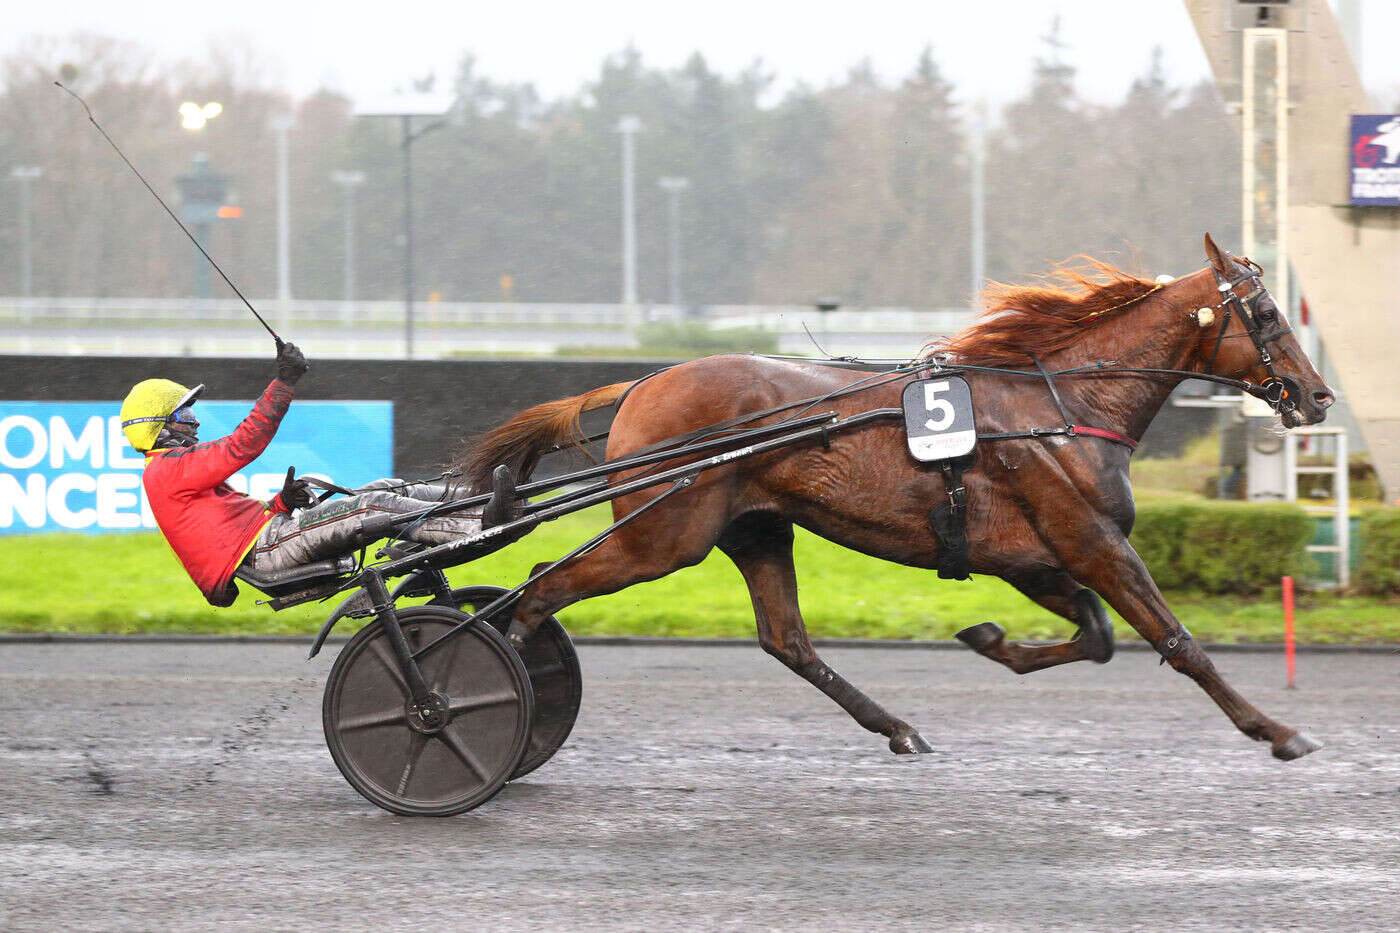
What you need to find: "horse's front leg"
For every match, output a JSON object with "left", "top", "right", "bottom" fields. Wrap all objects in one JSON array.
[{"left": 1017, "top": 460, "right": 1320, "bottom": 760}]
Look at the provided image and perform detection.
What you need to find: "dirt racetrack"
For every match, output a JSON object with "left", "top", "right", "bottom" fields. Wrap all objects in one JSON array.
[{"left": 1, "top": 640, "right": 1396, "bottom": 930}]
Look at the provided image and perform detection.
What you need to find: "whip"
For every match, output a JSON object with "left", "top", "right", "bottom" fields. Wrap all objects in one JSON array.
[{"left": 56, "top": 81, "right": 285, "bottom": 348}]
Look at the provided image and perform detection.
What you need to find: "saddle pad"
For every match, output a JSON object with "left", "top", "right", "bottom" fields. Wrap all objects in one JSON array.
[{"left": 903, "top": 376, "right": 977, "bottom": 462}]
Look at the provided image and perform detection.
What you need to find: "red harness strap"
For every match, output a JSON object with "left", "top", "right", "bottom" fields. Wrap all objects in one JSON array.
[{"left": 1071, "top": 425, "right": 1138, "bottom": 450}]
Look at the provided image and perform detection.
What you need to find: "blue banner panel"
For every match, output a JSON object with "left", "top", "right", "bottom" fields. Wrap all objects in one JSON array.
[
  {"left": 0, "top": 401, "right": 392, "bottom": 534},
  {"left": 1350, "top": 114, "right": 1400, "bottom": 206}
]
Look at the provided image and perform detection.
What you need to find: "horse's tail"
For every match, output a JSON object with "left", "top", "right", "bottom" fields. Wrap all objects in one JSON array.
[{"left": 460, "top": 381, "right": 633, "bottom": 491}]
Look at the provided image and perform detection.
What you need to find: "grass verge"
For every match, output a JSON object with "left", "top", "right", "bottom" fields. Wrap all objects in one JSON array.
[{"left": 2, "top": 506, "right": 1397, "bottom": 644}]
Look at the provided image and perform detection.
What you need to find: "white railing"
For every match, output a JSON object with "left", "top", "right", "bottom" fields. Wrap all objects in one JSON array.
[{"left": 0, "top": 296, "right": 975, "bottom": 359}]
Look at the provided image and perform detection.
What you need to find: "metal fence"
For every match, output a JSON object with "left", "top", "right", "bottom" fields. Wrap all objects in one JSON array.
[{"left": 0, "top": 296, "right": 974, "bottom": 359}]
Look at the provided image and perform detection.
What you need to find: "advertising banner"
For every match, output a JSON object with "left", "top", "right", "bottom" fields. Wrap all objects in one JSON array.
[
  {"left": 1350, "top": 114, "right": 1400, "bottom": 206},
  {"left": 0, "top": 400, "right": 392, "bottom": 534}
]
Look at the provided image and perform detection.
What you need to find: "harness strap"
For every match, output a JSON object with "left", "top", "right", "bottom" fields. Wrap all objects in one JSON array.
[
  {"left": 1069, "top": 425, "right": 1138, "bottom": 450},
  {"left": 978, "top": 425, "right": 1137, "bottom": 451},
  {"left": 1033, "top": 356, "right": 1075, "bottom": 432},
  {"left": 928, "top": 459, "right": 971, "bottom": 580}
]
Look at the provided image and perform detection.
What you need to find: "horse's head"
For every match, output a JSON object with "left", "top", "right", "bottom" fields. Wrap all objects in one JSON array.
[{"left": 1188, "top": 233, "right": 1334, "bottom": 428}]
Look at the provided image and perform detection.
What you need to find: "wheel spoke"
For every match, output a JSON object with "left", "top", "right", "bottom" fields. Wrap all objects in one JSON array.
[
  {"left": 448, "top": 691, "right": 519, "bottom": 717},
  {"left": 396, "top": 731, "right": 429, "bottom": 796},
  {"left": 429, "top": 628, "right": 470, "bottom": 693},
  {"left": 339, "top": 707, "right": 406, "bottom": 732},
  {"left": 367, "top": 637, "right": 409, "bottom": 697},
  {"left": 437, "top": 727, "right": 489, "bottom": 782}
]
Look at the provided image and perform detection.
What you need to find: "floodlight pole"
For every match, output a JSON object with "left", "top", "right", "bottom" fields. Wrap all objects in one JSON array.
[
  {"left": 401, "top": 115, "right": 446, "bottom": 359},
  {"left": 658, "top": 176, "right": 689, "bottom": 308},
  {"left": 403, "top": 115, "right": 416, "bottom": 358},
  {"left": 969, "top": 98, "right": 986, "bottom": 308},
  {"left": 618, "top": 116, "right": 641, "bottom": 308},
  {"left": 352, "top": 96, "right": 452, "bottom": 359},
  {"left": 271, "top": 114, "right": 294, "bottom": 305},
  {"left": 331, "top": 170, "right": 365, "bottom": 314}
]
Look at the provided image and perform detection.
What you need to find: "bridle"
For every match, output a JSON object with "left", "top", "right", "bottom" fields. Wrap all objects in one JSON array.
[{"left": 1203, "top": 257, "right": 1300, "bottom": 418}]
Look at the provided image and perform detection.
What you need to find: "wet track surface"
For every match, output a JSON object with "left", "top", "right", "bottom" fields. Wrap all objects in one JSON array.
[{"left": 1, "top": 642, "right": 1397, "bottom": 930}]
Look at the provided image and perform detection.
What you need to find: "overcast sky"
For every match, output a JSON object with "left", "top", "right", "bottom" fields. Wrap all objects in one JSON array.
[{"left": 6, "top": 1, "right": 1397, "bottom": 108}]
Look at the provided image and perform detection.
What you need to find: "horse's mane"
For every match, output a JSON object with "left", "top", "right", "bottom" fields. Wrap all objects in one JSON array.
[{"left": 922, "top": 257, "right": 1159, "bottom": 367}]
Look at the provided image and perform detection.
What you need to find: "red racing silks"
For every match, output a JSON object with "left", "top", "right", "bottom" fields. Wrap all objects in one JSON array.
[{"left": 142, "top": 379, "right": 295, "bottom": 606}]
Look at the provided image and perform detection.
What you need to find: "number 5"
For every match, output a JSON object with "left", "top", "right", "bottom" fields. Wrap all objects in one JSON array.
[{"left": 923, "top": 381, "right": 955, "bottom": 431}]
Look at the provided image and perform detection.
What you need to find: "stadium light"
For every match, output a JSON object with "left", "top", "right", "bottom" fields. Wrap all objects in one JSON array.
[
  {"left": 353, "top": 93, "right": 456, "bottom": 359},
  {"left": 179, "top": 101, "right": 223, "bottom": 130}
]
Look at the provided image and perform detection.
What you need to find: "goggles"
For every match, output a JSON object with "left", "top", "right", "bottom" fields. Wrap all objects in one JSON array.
[{"left": 169, "top": 406, "right": 199, "bottom": 425}]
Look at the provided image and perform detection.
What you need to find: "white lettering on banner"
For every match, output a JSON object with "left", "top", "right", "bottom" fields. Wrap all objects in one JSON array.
[
  {"left": 0, "top": 473, "right": 46, "bottom": 528},
  {"left": 140, "top": 482, "right": 156, "bottom": 528},
  {"left": 2, "top": 401, "right": 392, "bottom": 533},
  {"left": 47, "top": 473, "right": 97, "bottom": 529},
  {"left": 0, "top": 416, "right": 46, "bottom": 470},
  {"left": 108, "top": 417, "right": 146, "bottom": 468},
  {"left": 1353, "top": 167, "right": 1400, "bottom": 183},
  {"left": 216, "top": 473, "right": 282, "bottom": 501},
  {"left": 97, "top": 473, "right": 141, "bottom": 529},
  {"left": 50, "top": 416, "right": 104, "bottom": 469},
  {"left": 250, "top": 473, "right": 281, "bottom": 500}
]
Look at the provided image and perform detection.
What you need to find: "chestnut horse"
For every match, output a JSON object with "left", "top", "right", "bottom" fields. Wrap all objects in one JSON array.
[{"left": 461, "top": 235, "right": 1334, "bottom": 761}]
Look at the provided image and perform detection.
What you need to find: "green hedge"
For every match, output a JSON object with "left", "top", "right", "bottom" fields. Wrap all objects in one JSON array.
[
  {"left": 1130, "top": 502, "right": 1314, "bottom": 594},
  {"left": 1357, "top": 509, "right": 1400, "bottom": 595}
]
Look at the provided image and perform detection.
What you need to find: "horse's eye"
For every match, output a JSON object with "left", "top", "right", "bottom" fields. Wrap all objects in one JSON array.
[{"left": 1255, "top": 302, "right": 1277, "bottom": 325}]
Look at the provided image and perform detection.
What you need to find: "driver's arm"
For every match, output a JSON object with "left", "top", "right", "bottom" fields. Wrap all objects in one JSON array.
[{"left": 162, "top": 343, "right": 309, "bottom": 495}]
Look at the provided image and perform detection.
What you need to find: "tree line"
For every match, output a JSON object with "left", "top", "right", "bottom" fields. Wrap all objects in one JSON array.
[{"left": 0, "top": 30, "right": 1240, "bottom": 307}]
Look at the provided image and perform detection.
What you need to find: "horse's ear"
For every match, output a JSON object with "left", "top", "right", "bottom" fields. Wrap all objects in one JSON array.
[{"left": 1203, "top": 233, "right": 1229, "bottom": 274}]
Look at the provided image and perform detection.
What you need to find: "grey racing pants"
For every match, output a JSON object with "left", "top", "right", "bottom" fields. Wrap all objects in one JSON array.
[{"left": 242, "top": 478, "right": 481, "bottom": 574}]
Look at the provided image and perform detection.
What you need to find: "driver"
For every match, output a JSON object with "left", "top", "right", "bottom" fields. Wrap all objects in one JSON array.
[{"left": 120, "top": 342, "right": 515, "bottom": 606}]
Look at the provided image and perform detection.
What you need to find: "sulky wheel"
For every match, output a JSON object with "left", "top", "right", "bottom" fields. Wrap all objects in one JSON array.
[
  {"left": 322, "top": 605, "right": 534, "bottom": 817},
  {"left": 451, "top": 585, "right": 582, "bottom": 778}
]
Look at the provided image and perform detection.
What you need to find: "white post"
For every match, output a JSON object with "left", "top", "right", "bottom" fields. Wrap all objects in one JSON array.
[
  {"left": 9, "top": 166, "right": 42, "bottom": 300},
  {"left": 658, "top": 176, "right": 689, "bottom": 310},
  {"left": 330, "top": 170, "right": 365, "bottom": 320},
  {"left": 618, "top": 116, "right": 641, "bottom": 308},
  {"left": 271, "top": 114, "right": 295, "bottom": 305},
  {"left": 969, "top": 99, "right": 986, "bottom": 308}
]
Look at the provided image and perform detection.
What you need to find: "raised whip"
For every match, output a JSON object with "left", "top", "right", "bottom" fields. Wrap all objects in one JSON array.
[{"left": 56, "top": 81, "right": 284, "bottom": 348}]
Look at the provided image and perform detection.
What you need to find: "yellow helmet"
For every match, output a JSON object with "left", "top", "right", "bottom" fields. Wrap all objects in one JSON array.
[{"left": 120, "top": 379, "right": 204, "bottom": 451}]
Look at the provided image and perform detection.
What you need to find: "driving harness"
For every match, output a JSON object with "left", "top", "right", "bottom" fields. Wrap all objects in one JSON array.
[{"left": 924, "top": 255, "right": 1295, "bottom": 586}]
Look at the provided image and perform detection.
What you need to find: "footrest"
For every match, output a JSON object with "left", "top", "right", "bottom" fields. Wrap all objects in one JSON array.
[{"left": 235, "top": 555, "right": 357, "bottom": 593}]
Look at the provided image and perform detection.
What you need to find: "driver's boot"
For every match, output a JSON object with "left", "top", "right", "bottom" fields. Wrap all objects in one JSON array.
[
  {"left": 399, "top": 465, "right": 530, "bottom": 547},
  {"left": 482, "top": 464, "right": 520, "bottom": 528}
]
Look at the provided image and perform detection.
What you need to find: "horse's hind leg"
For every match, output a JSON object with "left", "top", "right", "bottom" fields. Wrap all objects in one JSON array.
[
  {"left": 956, "top": 570, "right": 1114, "bottom": 674},
  {"left": 718, "top": 512, "right": 932, "bottom": 756}
]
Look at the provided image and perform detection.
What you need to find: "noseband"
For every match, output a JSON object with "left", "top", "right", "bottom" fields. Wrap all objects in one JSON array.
[{"left": 1203, "top": 258, "right": 1300, "bottom": 417}]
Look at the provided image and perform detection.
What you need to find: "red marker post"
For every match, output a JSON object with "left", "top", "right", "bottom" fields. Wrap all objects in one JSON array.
[{"left": 1282, "top": 575, "right": 1296, "bottom": 689}]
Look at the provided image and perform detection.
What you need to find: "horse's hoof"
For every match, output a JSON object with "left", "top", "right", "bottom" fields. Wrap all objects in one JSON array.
[
  {"left": 956, "top": 621, "right": 1004, "bottom": 653},
  {"left": 889, "top": 730, "right": 933, "bottom": 755},
  {"left": 1273, "top": 732, "right": 1323, "bottom": 761},
  {"left": 1077, "top": 622, "right": 1115, "bottom": 664}
]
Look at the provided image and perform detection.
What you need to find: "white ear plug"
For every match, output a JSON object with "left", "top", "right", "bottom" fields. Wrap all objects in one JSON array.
[
  {"left": 1154, "top": 274, "right": 1174, "bottom": 284},
  {"left": 1195, "top": 307, "right": 1216, "bottom": 327}
]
